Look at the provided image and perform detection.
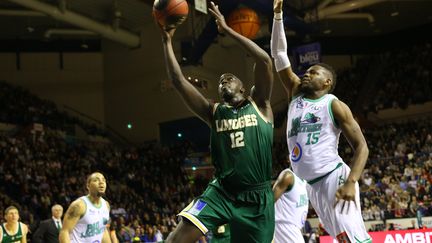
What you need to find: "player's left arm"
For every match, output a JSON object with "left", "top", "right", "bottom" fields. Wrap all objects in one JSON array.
[
  {"left": 208, "top": 2, "right": 273, "bottom": 121},
  {"left": 21, "top": 223, "right": 29, "bottom": 243},
  {"left": 272, "top": 170, "right": 294, "bottom": 202},
  {"left": 332, "top": 99, "right": 369, "bottom": 201}
]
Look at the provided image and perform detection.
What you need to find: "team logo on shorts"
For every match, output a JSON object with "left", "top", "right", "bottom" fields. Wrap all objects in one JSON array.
[
  {"left": 188, "top": 199, "right": 207, "bottom": 216},
  {"left": 290, "top": 143, "right": 302, "bottom": 162}
]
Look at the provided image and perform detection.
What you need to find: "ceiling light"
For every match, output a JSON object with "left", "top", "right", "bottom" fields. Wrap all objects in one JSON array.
[
  {"left": 391, "top": 11, "right": 399, "bottom": 17},
  {"left": 323, "top": 29, "right": 332, "bottom": 34}
]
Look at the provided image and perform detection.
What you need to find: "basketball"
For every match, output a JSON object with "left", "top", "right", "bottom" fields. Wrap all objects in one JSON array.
[
  {"left": 153, "top": 0, "right": 189, "bottom": 30},
  {"left": 227, "top": 8, "right": 260, "bottom": 39}
]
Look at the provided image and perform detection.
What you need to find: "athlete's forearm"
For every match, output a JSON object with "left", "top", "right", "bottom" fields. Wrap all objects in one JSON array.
[
  {"left": 225, "top": 27, "right": 271, "bottom": 65},
  {"left": 162, "top": 37, "right": 185, "bottom": 85},
  {"left": 347, "top": 144, "right": 369, "bottom": 183},
  {"left": 102, "top": 229, "right": 112, "bottom": 243},
  {"left": 59, "top": 230, "right": 71, "bottom": 243}
]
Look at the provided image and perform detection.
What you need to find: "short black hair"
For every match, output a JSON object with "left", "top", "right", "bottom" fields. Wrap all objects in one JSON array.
[{"left": 316, "top": 63, "right": 337, "bottom": 93}]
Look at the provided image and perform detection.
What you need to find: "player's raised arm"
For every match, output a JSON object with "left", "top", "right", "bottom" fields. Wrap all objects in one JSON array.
[
  {"left": 208, "top": 2, "right": 273, "bottom": 111},
  {"left": 271, "top": 0, "right": 301, "bottom": 101},
  {"left": 158, "top": 25, "right": 212, "bottom": 125},
  {"left": 59, "top": 199, "right": 85, "bottom": 243}
]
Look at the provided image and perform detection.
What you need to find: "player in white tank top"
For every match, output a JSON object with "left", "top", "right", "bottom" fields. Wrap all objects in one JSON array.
[
  {"left": 271, "top": 0, "right": 371, "bottom": 241},
  {"left": 59, "top": 172, "right": 111, "bottom": 243},
  {"left": 70, "top": 196, "right": 110, "bottom": 243},
  {"left": 287, "top": 94, "right": 343, "bottom": 181},
  {"left": 273, "top": 169, "right": 309, "bottom": 243}
]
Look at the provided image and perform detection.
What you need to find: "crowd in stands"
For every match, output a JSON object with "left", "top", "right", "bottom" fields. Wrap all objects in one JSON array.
[
  {"left": 365, "top": 42, "right": 432, "bottom": 112},
  {"left": 0, "top": 130, "right": 207, "bottom": 242},
  {"left": 0, "top": 81, "right": 107, "bottom": 136},
  {"left": 332, "top": 56, "right": 371, "bottom": 109}
]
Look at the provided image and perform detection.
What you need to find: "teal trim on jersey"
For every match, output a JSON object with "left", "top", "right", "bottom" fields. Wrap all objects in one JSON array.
[
  {"left": 328, "top": 98, "right": 339, "bottom": 128},
  {"left": 290, "top": 93, "right": 302, "bottom": 102},
  {"left": 1, "top": 222, "right": 23, "bottom": 243},
  {"left": 303, "top": 95, "right": 327, "bottom": 103},
  {"left": 307, "top": 163, "right": 342, "bottom": 185},
  {"left": 86, "top": 196, "right": 103, "bottom": 209},
  {"left": 355, "top": 236, "right": 372, "bottom": 243}
]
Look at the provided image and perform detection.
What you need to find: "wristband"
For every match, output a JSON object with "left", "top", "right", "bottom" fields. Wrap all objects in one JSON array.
[{"left": 274, "top": 12, "right": 283, "bottom": 20}]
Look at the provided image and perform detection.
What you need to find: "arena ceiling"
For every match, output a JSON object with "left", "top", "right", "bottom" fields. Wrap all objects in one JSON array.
[{"left": 0, "top": 0, "right": 430, "bottom": 52}]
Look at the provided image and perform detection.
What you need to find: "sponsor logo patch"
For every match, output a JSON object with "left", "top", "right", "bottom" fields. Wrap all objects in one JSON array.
[{"left": 188, "top": 199, "right": 207, "bottom": 216}]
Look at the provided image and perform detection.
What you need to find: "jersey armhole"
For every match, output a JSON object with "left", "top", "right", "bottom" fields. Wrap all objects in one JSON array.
[
  {"left": 328, "top": 98, "right": 339, "bottom": 128},
  {"left": 80, "top": 198, "right": 87, "bottom": 220},
  {"left": 285, "top": 177, "right": 295, "bottom": 193},
  {"left": 212, "top": 103, "right": 220, "bottom": 115},
  {"left": 248, "top": 97, "right": 272, "bottom": 124}
]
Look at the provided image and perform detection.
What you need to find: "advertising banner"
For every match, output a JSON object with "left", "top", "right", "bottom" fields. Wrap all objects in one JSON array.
[{"left": 320, "top": 228, "right": 432, "bottom": 243}]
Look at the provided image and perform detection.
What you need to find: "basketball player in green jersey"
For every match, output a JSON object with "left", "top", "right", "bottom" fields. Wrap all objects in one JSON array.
[
  {"left": 0, "top": 206, "right": 28, "bottom": 243},
  {"left": 159, "top": 2, "right": 274, "bottom": 242}
]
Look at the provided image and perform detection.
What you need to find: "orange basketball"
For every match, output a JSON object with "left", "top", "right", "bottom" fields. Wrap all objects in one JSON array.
[
  {"left": 153, "top": 0, "right": 189, "bottom": 30},
  {"left": 227, "top": 8, "right": 260, "bottom": 39}
]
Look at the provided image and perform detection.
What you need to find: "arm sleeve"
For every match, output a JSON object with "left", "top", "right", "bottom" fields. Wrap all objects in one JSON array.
[{"left": 270, "top": 16, "right": 291, "bottom": 72}]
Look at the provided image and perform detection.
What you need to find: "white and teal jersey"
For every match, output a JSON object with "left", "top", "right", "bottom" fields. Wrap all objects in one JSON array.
[
  {"left": 275, "top": 169, "right": 309, "bottom": 228},
  {"left": 287, "top": 94, "right": 343, "bottom": 182},
  {"left": 71, "top": 196, "right": 109, "bottom": 243}
]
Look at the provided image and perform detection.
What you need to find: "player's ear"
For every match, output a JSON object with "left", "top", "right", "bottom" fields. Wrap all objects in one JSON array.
[{"left": 325, "top": 78, "right": 332, "bottom": 89}]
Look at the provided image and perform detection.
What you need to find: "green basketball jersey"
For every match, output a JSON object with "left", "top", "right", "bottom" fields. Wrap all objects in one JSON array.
[
  {"left": 210, "top": 97, "right": 273, "bottom": 197},
  {"left": 1, "top": 223, "right": 23, "bottom": 243}
]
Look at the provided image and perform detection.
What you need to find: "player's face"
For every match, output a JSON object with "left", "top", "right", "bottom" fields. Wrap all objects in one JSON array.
[
  {"left": 87, "top": 173, "right": 107, "bottom": 197},
  {"left": 218, "top": 73, "right": 243, "bottom": 101},
  {"left": 300, "top": 65, "right": 329, "bottom": 93},
  {"left": 5, "top": 209, "right": 19, "bottom": 223}
]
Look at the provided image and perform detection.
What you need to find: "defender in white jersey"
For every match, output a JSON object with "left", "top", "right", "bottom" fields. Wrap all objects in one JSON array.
[
  {"left": 59, "top": 172, "right": 111, "bottom": 243},
  {"left": 270, "top": 0, "right": 371, "bottom": 242},
  {"left": 273, "top": 169, "right": 309, "bottom": 243}
]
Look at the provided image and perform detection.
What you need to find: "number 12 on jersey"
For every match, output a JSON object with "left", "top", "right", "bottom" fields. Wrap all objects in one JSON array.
[{"left": 230, "top": 131, "right": 245, "bottom": 148}]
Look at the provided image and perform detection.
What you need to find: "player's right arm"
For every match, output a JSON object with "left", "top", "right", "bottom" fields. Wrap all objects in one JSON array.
[
  {"left": 272, "top": 170, "right": 294, "bottom": 202},
  {"left": 59, "top": 199, "right": 85, "bottom": 243},
  {"left": 271, "top": 0, "right": 301, "bottom": 101},
  {"left": 159, "top": 26, "right": 212, "bottom": 125}
]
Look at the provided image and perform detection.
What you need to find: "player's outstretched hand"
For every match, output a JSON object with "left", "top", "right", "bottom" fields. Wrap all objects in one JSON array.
[
  {"left": 334, "top": 181, "right": 357, "bottom": 214},
  {"left": 155, "top": 18, "right": 176, "bottom": 40},
  {"left": 208, "top": 1, "right": 229, "bottom": 34},
  {"left": 274, "top": 0, "right": 283, "bottom": 13}
]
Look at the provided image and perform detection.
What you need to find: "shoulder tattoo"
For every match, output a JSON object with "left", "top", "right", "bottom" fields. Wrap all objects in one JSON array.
[{"left": 67, "top": 203, "right": 82, "bottom": 218}]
